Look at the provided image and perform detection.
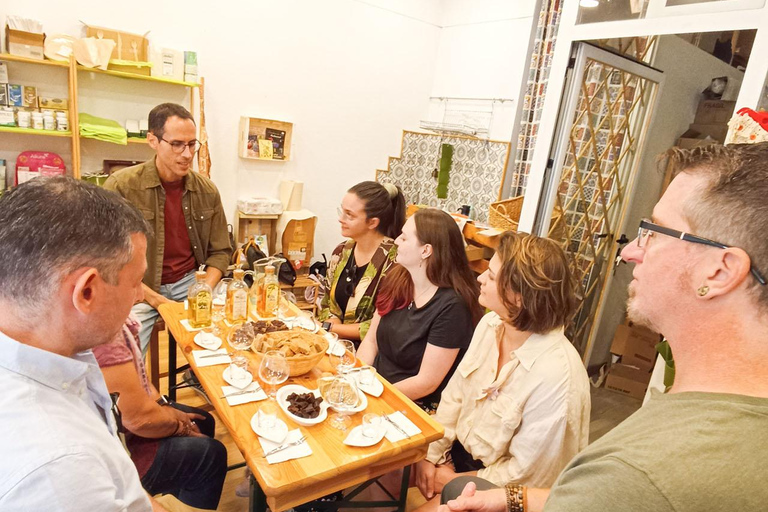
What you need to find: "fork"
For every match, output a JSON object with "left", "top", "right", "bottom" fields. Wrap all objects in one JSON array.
[{"left": 264, "top": 436, "right": 307, "bottom": 457}]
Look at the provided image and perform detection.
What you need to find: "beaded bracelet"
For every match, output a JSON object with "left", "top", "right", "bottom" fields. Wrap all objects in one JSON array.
[{"left": 504, "top": 484, "right": 526, "bottom": 512}]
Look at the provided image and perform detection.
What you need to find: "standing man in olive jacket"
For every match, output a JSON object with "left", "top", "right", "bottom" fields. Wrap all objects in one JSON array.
[{"left": 105, "top": 103, "right": 231, "bottom": 352}]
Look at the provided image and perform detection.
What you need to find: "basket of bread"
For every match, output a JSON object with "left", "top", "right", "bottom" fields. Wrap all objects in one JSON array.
[{"left": 251, "top": 329, "right": 328, "bottom": 376}]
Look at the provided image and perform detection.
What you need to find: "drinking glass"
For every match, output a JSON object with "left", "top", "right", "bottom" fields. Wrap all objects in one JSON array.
[
  {"left": 227, "top": 321, "right": 255, "bottom": 354},
  {"left": 257, "top": 350, "right": 290, "bottom": 428},
  {"left": 362, "top": 413, "right": 382, "bottom": 438},
  {"left": 326, "top": 374, "right": 359, "bottom": 430},
  {"left": 211, "top": 278, "right": 230, "bottom": 336},
  {"left": 278, "top": 291, "right": 296, "bottom": 322},
  {"left": 329, "top": 339, "right": 356, "bottom": 374}
]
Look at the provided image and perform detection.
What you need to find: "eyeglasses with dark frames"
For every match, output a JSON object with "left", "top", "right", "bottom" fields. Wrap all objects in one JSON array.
[
  {"left": 637, "top": 219, "right": 766, "bottom": 285},
  {"left": 160, "top": 137, "right": 201, "bottom": 154}
]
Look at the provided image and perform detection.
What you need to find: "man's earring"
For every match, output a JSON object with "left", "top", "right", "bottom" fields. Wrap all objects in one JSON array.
[{"left": 697, "top": 285, "right": 710, "bottom": 297}]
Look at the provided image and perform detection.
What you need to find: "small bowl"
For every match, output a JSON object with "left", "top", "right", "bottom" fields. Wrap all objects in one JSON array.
[{"left": 277, "top": 384, "right": 329, "bottom": 426}]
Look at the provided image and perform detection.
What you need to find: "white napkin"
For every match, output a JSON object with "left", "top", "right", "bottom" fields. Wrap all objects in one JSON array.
[
  {"left": 180, "top": 319, "right": 206, "bottom": 332},
  {"left": 191, "top": 349, "right": 232, "bottom": 367},
  {"left": 221, "top": 383, "right": 266, "bottom": 406},
  {"left": 259, "top": 428, "right": 312, "bottom": 464},
  {"left": 383, "top": 411, "right": 421, "bottom": 443},
  {"left": 326, "top": 336, "right": 345, "bottom": 356}
]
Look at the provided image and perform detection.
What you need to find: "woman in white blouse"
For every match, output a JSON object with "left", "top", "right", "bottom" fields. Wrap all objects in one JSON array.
[{"left": 413, "top": 231, "right": 590, "bottom": 509}]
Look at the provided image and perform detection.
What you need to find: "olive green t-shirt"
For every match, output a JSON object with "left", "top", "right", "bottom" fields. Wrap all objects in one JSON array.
[{"left": 545, "top": 391, "right": 768, "bottom": 511}]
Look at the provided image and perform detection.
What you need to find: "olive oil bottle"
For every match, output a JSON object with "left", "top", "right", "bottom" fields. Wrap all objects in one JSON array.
[
  {"left": 187, "top": 266, "right": 212, "bottom": 328},
  {"left": 227, "top": 268, "right": 249, "bottom": 323}
]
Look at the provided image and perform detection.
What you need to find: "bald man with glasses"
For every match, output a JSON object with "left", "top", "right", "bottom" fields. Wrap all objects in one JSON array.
[{"left": 105, "top": 103, "right": 231, "bottom": 353}]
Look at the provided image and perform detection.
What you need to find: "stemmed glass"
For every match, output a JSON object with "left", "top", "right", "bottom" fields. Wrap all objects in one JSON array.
[
  {"left": 326, "top": 374, "right": 360, "bottom": 431},
  {"left": 330, "top": 339, "right": 356, "bottom": 374},
  {"left": 210, "top": 278, "right": 230, "bottom": 336},
  {"left": 257, "top": 350, "right": 290, "bottom": 428}
]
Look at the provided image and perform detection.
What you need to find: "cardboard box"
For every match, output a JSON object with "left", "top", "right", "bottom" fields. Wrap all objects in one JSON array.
[
  {"left": 22, "top": 86, "right": 37, "bottom": 108},
  {"left": 694, "top": 100, "right": 736, "bottom": 125},
  {"left": 38, "top": 96, "right": 68, "bottom": 111},
  {"left": 605, "top": 363, "right": 652, "bottom": 400},
  {"left": 0, "top": 108, "right": 16, "bottom": 127},
  {"left": 7, "top": 85, "right": 22, "bottom": 107},
  {"left": 0, "top": 85, "right": 7, "bottom": 107},
  {"left": 610, "top": 322, "right": 660, "bottom": 372},
  {"left": 681, "top": 124, "right": 728, "bottom": 143},
  {"left": 85, "top": 24, "right": 148, "bottom": 62},
  {"left": 6, "top": 27, "right": 45, "bottom": 60}
]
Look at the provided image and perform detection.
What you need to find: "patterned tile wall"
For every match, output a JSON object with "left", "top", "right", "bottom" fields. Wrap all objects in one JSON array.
[{"left": 377, "top": 131, "right": 511, "bottom": 224}]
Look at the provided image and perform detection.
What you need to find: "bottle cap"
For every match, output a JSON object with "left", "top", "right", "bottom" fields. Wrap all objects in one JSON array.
[
  {"left": 233, "top": 268, "right": 245, "bottom": 279},
  {"left": 195, "top": 264, "right": 206, "bottom": 279}
]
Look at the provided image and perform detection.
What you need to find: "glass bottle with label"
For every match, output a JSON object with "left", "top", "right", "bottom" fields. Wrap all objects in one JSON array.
[
  {"left": 227, "top": 268, "right": 250, "bottom": 324},
  {"left": 187, "top": 266, "right": 212, "bottom": 328},
  {"left": 262, "top": 265, "right": 280, "bottom": 319}
]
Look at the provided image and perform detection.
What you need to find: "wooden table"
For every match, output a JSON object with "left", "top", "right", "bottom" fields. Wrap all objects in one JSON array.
[{"left": 158, "top": 303, "right": 444, "bottom": 512}]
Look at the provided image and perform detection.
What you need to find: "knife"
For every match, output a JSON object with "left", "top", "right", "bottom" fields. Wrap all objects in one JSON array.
[
  {"left": 220, "top": 387, "right": 262, "bottom": 399},
  {"left": 198, "top": 352, "right": 230, "bottom": 359},
  {"left": 384, "top": 415, "right": 409, "bottom": 438}
]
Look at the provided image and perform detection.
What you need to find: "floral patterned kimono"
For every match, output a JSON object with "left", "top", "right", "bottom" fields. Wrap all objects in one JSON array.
[{"left": 318, "top": 238, "right": 397, "bottom": 339}]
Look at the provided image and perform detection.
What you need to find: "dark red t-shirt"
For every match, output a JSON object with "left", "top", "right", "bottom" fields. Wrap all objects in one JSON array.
[{"left": 161, "top": 179, "right": 196, "bottom": 284}]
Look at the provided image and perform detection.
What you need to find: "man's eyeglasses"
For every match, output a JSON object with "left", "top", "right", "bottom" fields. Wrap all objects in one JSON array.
[
  {"left": 160, "top": 137, "right": 200, "bottom": 154},
  {"left": 638, "top": 219, "right": 766, "bottom": 285}
]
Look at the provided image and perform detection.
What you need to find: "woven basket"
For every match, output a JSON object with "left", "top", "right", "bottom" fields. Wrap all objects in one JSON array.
[
  {"left": 489, "top": 196, "right": 525, "bottom": 231},
  {"left": 489, "top": 196, "right": 566, "bottom": 242},
  {"left": 251, "top": 332, "right": 329, "bottom": 376}
]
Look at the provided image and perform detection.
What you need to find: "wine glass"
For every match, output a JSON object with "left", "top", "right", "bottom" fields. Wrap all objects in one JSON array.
[
  {"left": 330, "top": 339, "right": 356, "bottom": 374},
  {"left": 326, "top": 374, "right": 360, "bottom": 430},
  {"left": 211, "top": 279, "right": 230, "bottom": 336},
  {"left": 258, "top": 350, "right": 290, "bottom": 427},
  {"left": 227, "top": 322, "right": 255, "bottom": 376},
  {"left": 278, "top": 291, "right": 296, "bottom": 323}
]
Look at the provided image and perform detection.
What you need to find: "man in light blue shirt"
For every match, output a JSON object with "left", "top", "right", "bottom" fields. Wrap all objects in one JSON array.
[{"left": 0, "top": 178, "right": 163, "bottom": 511}]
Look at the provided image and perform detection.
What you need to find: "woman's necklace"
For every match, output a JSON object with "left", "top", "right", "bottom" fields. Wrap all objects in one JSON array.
[{"left": 408, "top": 284, "right": 437, "bottom": 310}]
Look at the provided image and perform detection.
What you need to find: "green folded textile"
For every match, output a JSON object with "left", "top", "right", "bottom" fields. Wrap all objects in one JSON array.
[
  {"left": 437, "top": 143, "right": 452, "bottom": 199},
  {"left": 79, "top": 113, "right": 128, "bottom": 145}
]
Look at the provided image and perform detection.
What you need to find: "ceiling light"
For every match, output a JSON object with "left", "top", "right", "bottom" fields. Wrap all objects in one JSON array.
[{"left": 580, "top": 0, "right": 599, "bottom": 7}]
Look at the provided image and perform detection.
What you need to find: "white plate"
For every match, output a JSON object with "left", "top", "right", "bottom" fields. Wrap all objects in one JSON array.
[
  {"left": 277, "top": 385, "right": 329, "bottom": 426},
  {"left": 293, "top": 316, "right": 319, "bottom": 333},
  {"left": 223, "top": 365, "right": 253, "bottom": 389},
  {"left": 325, "top": 334, "right": 345, "bottom": 356},
  {"left": 194, "top": 332, "right": 222, "bottom": 351},
  {"left": 250, "top": 411, "right": 289, "bottom": 444},
  {"left": 351, "top": 370, "right": 384, "bottom": 397},
  {"left": 344, "top": 424, "right": 386, "bottom": 447}
]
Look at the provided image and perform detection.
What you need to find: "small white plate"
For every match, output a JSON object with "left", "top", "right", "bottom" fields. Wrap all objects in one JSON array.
[
  {"left": 194, "top": 332, "right": 222, "bottom": 351},
  {"left": 277, "top": 385, "right": 329, "bottom": 426},
  {"left": 344, "top": 424, "right": 386, "bottom": 447},
  {"left": 250, "top": 411, "right": 289, "bottom": 444},
  {"left": 325, "top": 335, "right": 345, "bottom": 357},
  {"left": 351, "top": 371, "right": 384, "bottom": 397},
  {"left": 223, "top": 365, "right": 253, "bottom": 389}
]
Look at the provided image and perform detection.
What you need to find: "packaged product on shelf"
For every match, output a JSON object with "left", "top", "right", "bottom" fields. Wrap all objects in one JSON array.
[
  {"left": 125, "top": 119, "right": 141, "bottom": 138},
  {"left": 0, "top": 159, "right": 6, "bottom": 193},
  {"left": 17, "top": 109, "right": 31, "bottom": 128},
  {"left": 55, "top": 111, "right": 68, "bottom": 131},
  {"left": 42, "top": 111, "right": 55, "bottom": 131},
  {"left": 22, "top": 86, "right": 37, "bottom": 108},
  {"left": 0, "top": 108, "right": 16, "bottom": 126},
  {"left": 0, "top": 63, "right": 8, "bottom": 84},
  {"left": 183, "top": 51, "right": 198, "bottom": 83},
  {"left": 7, "top": 85, "right": 22, "bottom": 107},
  {"left": 31, "top": 111, "right": 43, "bottom": 130},
  {"left": 237, "top": 196, "right": 284, "bottom": 215},
  {"left": 139, "top": 119, "right": 148, "bottom": 136},
  {"left": 38, "top": 96, "right": 68, "bottom": 110},
  {"left": 0, "top": 85, "right": 7, "bottom": 106},
  {"left": 16, "top": 167, "right": 40, "bottom": 184}
]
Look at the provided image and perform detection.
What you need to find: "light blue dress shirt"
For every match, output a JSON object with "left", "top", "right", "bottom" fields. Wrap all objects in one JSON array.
[{"left": 0, "top": 330, "right": 151, "bottom": 511}]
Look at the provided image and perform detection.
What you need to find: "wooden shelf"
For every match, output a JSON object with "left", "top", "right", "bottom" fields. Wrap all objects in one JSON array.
[
  {"left": 0, "top": 53, "right": 68, "bottom": 68},
  {"left": 238, "top": 212, "right": 280, "bottom": 220},
  {"left": 76, "top": 65, "right": 199, "bottom": 87},
  {"left": 238, "top": 116, "right": 292, "bottom": 161},
  {"left": 0, "top": 125, "right": 72, "bottom": 137}
]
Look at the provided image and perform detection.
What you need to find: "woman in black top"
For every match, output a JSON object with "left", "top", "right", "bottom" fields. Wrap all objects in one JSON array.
[{"left": 358, "top": 208, "right": 483, "bottom": 411}]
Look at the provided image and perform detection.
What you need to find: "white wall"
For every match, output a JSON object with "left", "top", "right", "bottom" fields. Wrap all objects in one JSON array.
[
  {"left": 426, "top": 0, "right": 537, "bottom": 140},
  {"left": 587, "top": 33, "right": 745, "bottom": 368},
  {"left": 3, "top": 0, "right": 443, "bottom": 258}
]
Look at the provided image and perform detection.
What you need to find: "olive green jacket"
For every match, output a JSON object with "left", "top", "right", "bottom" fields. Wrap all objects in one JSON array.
[{"left": 104, "top": 158, "right": 231, "bottom": 292}]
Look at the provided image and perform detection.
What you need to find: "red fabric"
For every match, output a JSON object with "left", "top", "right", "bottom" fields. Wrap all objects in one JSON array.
[
  {"left": 738, "top": 108, "right": 768, "bottom": 133},
  {"left": 93, "top": 316, "right": 158, "bottom": 477},
  {"left": 161, "top": 179, "right": 196, "bottom": 284}
]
